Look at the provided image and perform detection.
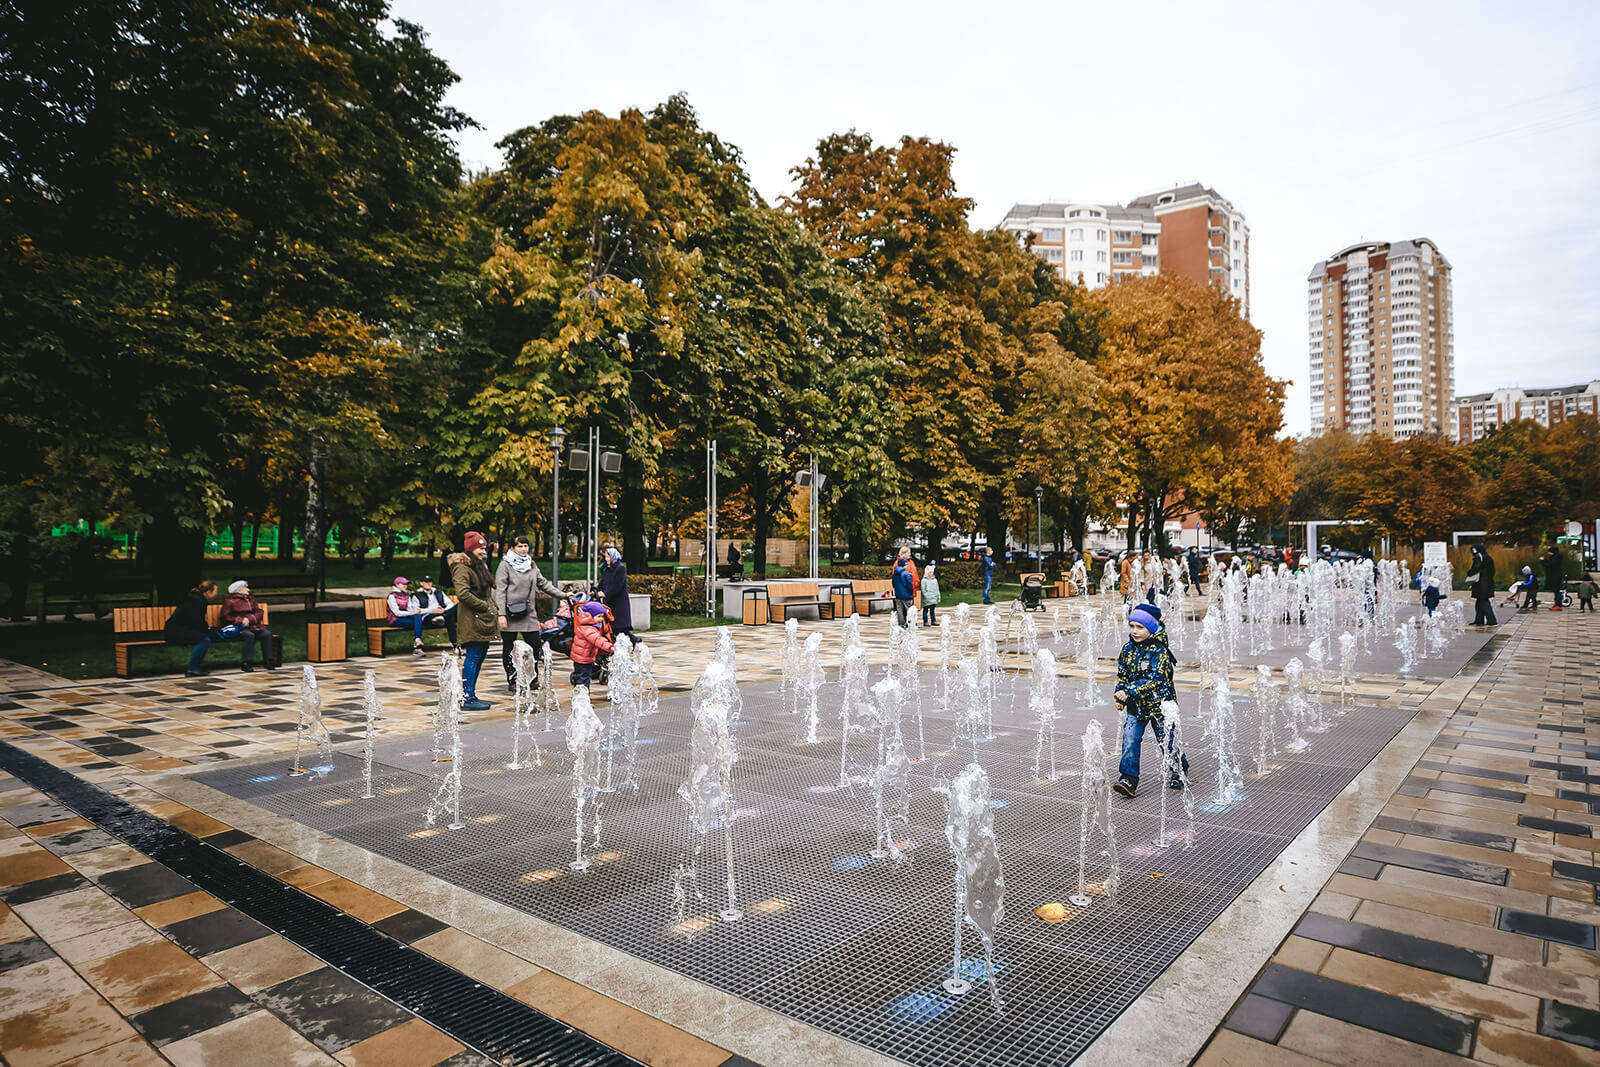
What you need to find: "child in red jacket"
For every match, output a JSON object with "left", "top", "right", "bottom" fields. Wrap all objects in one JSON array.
[{"left": 569, "top": 603, "right": 614, "bottom": 689}]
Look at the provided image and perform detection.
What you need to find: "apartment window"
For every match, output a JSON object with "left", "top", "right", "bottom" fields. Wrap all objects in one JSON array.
[
  {"left": 1113, "top": 230, "right": 1132, "bottom": 243},
  {"left": 1113, "top": 251, "right": 1133, "bottom": 265},
  {"left": 1070, "top": 228, "right": 1083, "bottom": 239},
  {"left": 1070, "top": 250, "right": 1083, "bottom": 262},
  {"left": 1041, "top": 247, "right": 1062, "bottom": 263},
  {"left": 1097, "top": 229, "right": 1106, "bottom": 240},
  {"left": 1040, "top": 228, "right": 1062, "bottom": 242},
  {"left": 1096, "top": 272, "right": 1106, "bottom": 284},
  {"left": 1142, "top": 234, "right": 1158, "bottom": 246}
]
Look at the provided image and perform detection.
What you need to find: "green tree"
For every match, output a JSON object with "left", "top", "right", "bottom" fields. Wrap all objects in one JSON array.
[
  {"left": 1, "top": 0, "right": 471, "bottom": 599},
  {"left": 1333, "top": 435, "right": 1479, "bottom": 543}
]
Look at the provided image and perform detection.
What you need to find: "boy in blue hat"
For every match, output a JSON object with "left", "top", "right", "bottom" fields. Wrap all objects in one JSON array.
[{"left": 1112, "top": 603, "right": 1187, "bottom": 798}]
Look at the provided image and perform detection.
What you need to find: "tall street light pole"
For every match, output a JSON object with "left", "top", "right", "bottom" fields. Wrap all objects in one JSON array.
[
  {"left": 1035, "top": 485, "right": 1044, "bottom": 571},
  {"left": 549, "top": 426, "right": 566, "bottom": 587}
]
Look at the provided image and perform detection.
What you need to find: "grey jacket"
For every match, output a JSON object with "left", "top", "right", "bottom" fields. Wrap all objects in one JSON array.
[{"left": 495, "top": 555, "right": 564, "bottom": 632}]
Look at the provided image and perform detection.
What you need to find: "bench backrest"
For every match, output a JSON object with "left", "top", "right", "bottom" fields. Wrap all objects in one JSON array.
[
  {"left": 851, "top": 579, "right": 893, "bottom": 594},
  {"left": 113, "top": 602, "right": 271, "bottom": 634},
  {"left": 766, "top": 581, "right": 819, "bottom": 599},
  {"left": 365, "top": 597, "right": 389, "bottom": 621}
]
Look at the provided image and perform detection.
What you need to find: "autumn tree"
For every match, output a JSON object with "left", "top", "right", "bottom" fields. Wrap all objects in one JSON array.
[
  {"left": 1333, "top": 435, "right": 1478, "bottom": 543},
  {"left": 1483, "top": 457, "right": 1566, "bottom": 545},
  {"left": 1085, "top": 275, "right": 1290, "bottom": 552},
  {"left": 1542, "top": 413, "right": 1600, "bottom": 522}
]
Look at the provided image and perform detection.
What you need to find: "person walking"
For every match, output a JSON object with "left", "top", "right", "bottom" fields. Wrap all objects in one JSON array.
[
  {"left": 496, "top": 535, "right": 566, "bottom": 693},
  {"left": 598, "top": 547, "right": 634, "bottom": 643},
  {"left": 980, "top": 546, "right": 996, "bottom": 605},
  {"left": 1466, "top": 544, "right": 1497, "bottom": 627},
  {"left": 164, "top": 580, "right": 218, "bottom": 676},
  {"left": 448, "top": 532, "right": 498, "bottom": 711},
  {"left": 1119, "top": 552, "right": 1134, "bottom": 604},
  {"left": 892, "top": 548, "right": 916, "bottom": 627},
  {"left": 1543, "top": 545, "right": 1567, "bottom": 610},
  {"left": 1184, "top": 546, "right": 1201, "bottom": 595},
  {"left": 1112, "top": 603, "right": 1186, "bottom": 798},
  {"left": 221, "top": 580, "right": 276, "bottom": 672},
  {"left": 920, "top": 561, "right": 942, "bottom": 626}
]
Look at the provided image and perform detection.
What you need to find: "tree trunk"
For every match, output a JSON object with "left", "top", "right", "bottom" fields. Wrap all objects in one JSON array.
[
  {"left": 142, "top": 511, "right": 204, "bottom": 605},
  {"left": 249, "top": 520, "right": 260, "bottom": 560},
  {"left": 619, "top": 468, "right": 647, "bottom": 574},
  {"left": 303, "top": 445, "right": 325, "bottom": 582},
  {"left": 230, "top": 514, "right": 243, "bottom": 562},
  {"left": 379, "top": 529, "right": 395, "bottom": 571}
]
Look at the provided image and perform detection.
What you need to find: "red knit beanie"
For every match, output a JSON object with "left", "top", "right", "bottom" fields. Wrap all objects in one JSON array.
[{"left": 464, "top": 531, "right": 487, "bottom": 553}]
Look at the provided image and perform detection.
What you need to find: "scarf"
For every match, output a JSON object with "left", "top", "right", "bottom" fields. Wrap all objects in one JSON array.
[{"left": 504, "top": 550, "right": 533, "bottom": 574}]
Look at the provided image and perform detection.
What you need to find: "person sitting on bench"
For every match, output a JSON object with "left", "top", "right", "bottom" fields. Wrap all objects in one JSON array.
[
  {"left": 386, "top": 576, "right": 429, "bottom": 656},
  {"left": 164, "top": 580, "right": 218, "bottom": 676},
  {"left": 222, "top": 580, "right": 277, "bottom": 672},
  {"left": 412, "top": 575, "right": 458, "bottom": 648}
]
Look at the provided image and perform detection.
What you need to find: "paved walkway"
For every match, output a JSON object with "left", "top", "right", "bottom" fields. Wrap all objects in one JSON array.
[{"left": 0, "top": 603, "right": 1596, "bottom": 1065}]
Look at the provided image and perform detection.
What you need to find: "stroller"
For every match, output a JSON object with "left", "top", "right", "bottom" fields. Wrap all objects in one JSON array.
[
  {"left": 538, "top": 594, "right": 615, "bottom": 682},
  {"left": 1019, "top": 572, "right": 1046, "bottom": 612}
]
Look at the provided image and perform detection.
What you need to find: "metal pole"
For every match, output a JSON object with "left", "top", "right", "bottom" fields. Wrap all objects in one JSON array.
[
  {"left": 706, "top": 440, "right": 718, "bottom": 618},
  {"left": 589, "top": 427, "right": 599, "bottom": 587},
  {"left": 552, "top": 454, "right": 560, "bottom": 586},
  {"left": 810, "top": 454, "right": 819, "bottom": 580}
]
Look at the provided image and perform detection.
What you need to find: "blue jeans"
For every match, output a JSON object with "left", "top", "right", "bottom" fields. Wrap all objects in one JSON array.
[
  {"left": 982, "top": 574, "right": 993, "bottom": 604},
  {"left": 460, "top": 642, "right": 489, "bottom": 701},
  {"left": 1118, "top": 711, "right": 1186, "bottom": 782},
  {"left": 570, "top": 661, "right": 594, "bottom": 688},
  {"left": 185, "top": 638, "right": 211, "bottom": 673}
]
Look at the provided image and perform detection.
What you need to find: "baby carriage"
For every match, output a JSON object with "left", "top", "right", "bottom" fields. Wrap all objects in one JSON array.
[
  {"left": 539, "top": 595, "right": 615, "bottom": 681},
  {"left": 1019, "top": 572, "right": 1046, "bottom": 611}
]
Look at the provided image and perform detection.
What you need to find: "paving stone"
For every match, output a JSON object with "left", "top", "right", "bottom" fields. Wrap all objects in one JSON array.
[
  {"left": 1251, "top": 963, "right": 1475, "bottom": 1054},
  {"left": 1541, "top": 998, "right": 1600, "bottom": 1051},
  {"left": 1293, "top": 911, "right": 1491, "bottom": 981},
  {"left": 0, "top": 936, "right": 54, "bottom": 975},
  {"left": 1497, "top": 908, "right": 1598, "bottom": 949},
  {"left": 162, "top": 907, "right": 273, "bottom": 956},
  {"left": 1524, "top": 816, "right": 1595, "bottom": 838},
  {"left": 0, "top": 870, "right": 89, "bottom": 905},
  {"left": 96, "top": 862, "right": 199, "bottom": 909},
  {"left": 128, "top": 983, "right": 259, "bottom": 1047},
  {"left": 1221, "top": 993, "right": 1296, "bottom": 1042},
  {"left": 1350, "top": 841, "right": 1509, "bottom": 885},
  {"left": 1372, "top": 814, "right": 1517, "bottom": 851},
  {"left": 255, "top": 967, "right": 415, "bottom": 1054},
  {"left": 370, "top": 908, "right": 449, "bottom": 945}
]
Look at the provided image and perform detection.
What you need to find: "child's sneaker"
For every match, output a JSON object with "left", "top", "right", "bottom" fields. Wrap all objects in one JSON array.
[
  {"left": 1169, "top": 773, "right": 1186, "bottom": 790},
  {"left": 1114, "top": 776, "right": 1137, "bottom": 798}
]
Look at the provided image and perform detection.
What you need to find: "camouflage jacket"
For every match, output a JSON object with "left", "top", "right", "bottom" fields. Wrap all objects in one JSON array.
[{"left": 1116, "top": 629, "right": 1176, "bottom": 721}]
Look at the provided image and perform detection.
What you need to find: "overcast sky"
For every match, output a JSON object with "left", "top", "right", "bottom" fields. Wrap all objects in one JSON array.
[{"left": 391, "top": 0, "right": 1600, "bottom": 436}]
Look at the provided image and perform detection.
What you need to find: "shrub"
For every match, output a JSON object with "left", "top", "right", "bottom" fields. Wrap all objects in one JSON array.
[
  {"left": 627, "top": 574, "right": 703, "bottom": 614},
  {"left": 819, "top": 565, "right": 891, "bottom": 580},
  {"left": 938, "top": 561, "right": 981, "bottom": 589}
]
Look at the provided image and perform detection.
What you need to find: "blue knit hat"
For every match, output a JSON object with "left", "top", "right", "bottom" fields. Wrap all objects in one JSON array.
[{"left": 1129, "top": 604, "right": 1162, "bottom": 633}]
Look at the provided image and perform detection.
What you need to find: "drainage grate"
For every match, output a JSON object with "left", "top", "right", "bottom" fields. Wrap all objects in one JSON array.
[
  {"left": 190, "top": 663, "right": 1428, "bottom": 1067},
  {"left": 0, "top": 741, "right": 640, "bottom": 1067}
]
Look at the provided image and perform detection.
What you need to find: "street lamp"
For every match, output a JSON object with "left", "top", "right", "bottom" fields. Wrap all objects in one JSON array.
[
  {"left": 1034, "top": 485, "right": 1044, "bottom": 571},
  {"left": 796, "top": 457, "right": 827, "bottom": 579},
  {"left": 549, "top": 426, "right": 566, "bottom": 585}
]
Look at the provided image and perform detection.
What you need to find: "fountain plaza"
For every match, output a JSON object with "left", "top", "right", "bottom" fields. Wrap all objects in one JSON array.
[{"left": 4, "top": 559, "right": 1592, "bottom": 1067}]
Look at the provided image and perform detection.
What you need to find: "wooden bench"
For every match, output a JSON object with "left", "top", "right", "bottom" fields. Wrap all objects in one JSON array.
[
  {"left": 850, "top": 579, "right": 895, "bottom": 616},
  {"left": 39, "top": 576, "right": 152, "bottom": 623},
  {"left": 766, "top": 581, "right": 835, "bottom": 623},
  {"left": 238, "top": 573, "right": 320, "bottom": 611},
  {"left": 113, "top": 603, "right": 281, "bottom": 678},
  {"left": 365, "top": 597, "right": 415, "bottom": 656}
]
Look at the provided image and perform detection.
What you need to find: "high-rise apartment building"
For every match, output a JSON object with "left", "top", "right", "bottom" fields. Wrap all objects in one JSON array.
[
  {"left": 1451, "top": 381, "right": 1600, "bottom": 443},
  {"left": 1000, "top": 183, "right": 1250, "bottom": 316},
  {"left": 1308, "top": 238, "right": 1453, "bottom": 439}
]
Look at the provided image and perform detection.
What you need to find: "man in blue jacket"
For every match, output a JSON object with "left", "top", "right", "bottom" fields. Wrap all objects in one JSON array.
[
  {"left": 981, "top": 546, "right": 997, "bottom": 604},
  {"left": 892, "top": 548, "right": 917, "bottom": 627}
]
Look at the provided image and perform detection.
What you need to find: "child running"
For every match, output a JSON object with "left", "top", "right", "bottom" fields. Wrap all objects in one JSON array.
[{"left": 1112, "top": 603, "right": 1188, "bottom": 798}]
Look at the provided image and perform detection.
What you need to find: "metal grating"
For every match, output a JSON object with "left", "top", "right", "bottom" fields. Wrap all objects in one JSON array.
[{"left": 191, "top": 653, "right": 1428, "bottom": 1067}]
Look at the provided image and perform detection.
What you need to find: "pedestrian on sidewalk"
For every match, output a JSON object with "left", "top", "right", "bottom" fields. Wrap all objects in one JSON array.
[
  {"left": 1113, "top": 603, "right": 1186, "bottom": 798},
  {"left": 1576, "top": 576, "right": 1597, "bottom": 612},
  {"left": 449, "top": 532, "right": 498, "bottom": 711},
  {"left": 1543, "top": 546, "right": 1568, "bottom": 610},
  {"left": 1466, "top": 544, "right": 1497, "bottom": 626},
  {"left": 980, "top": 546, "right": 996, "bottom": 604},
  {"left": 496, "top": 535, "right": 565, "bottom": 693},
  {"left": 892, "top": 548, "right": 916, "bottom": 628},
  {"left": 598, "top": 547, "right": 634, "bottom": 643},
  {"left": 920, "top": 561, "right": 941, "bottom": 626},
  {"left": 1507, "top": 566, "right": 1538, "bottom": 612}
]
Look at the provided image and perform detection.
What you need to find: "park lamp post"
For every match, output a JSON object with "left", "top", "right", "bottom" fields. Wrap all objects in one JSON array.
[
  {"left": 1034, "top": 485, "right": 1044, "bottom": 571},
  {"left": 796, "top": 458, "right": 826, "bottom": 580},
  {"left": 549, "top": 426, "right": 566, "bottom": 585}
]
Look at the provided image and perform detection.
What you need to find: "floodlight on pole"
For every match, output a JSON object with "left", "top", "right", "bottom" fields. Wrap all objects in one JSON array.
[{"left": 1035, "top": 485, "right": 1044, "bottom": 569}]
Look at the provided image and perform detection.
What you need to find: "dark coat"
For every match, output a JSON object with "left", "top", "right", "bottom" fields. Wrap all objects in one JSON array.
[
  {"left": 1468, "top": 551, "right": 1496, "bottom": 599},
  {"left": 1116, "top": 629, "right": 1176, "bottom": 722},
  {"left": 164, "top": 591, "right": 212, "bottom": 644},
  {"left": 448, "top": 552, "right": 498, "bottom": 645},
  {"left": 892, "top": 558, "right": 916, "bottom": 598},
  {"left": 598, "top": 561, "right": 632, "bottom": 629},
  {"left": 1543, "top": 549, "right": 1565, "bottom": 593}
]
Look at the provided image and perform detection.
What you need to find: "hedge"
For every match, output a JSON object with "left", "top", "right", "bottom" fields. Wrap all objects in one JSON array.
[
  {"left": 819, "top": 565, "right": 891, "bottom": 580},
  {"left": 626, "top": 574, "right": 704, "bottom": 614}
]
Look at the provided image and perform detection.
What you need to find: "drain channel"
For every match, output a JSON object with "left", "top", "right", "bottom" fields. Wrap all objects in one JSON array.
[{"left": 0, "top": 740, "right": 641, "bottom": 1067}]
